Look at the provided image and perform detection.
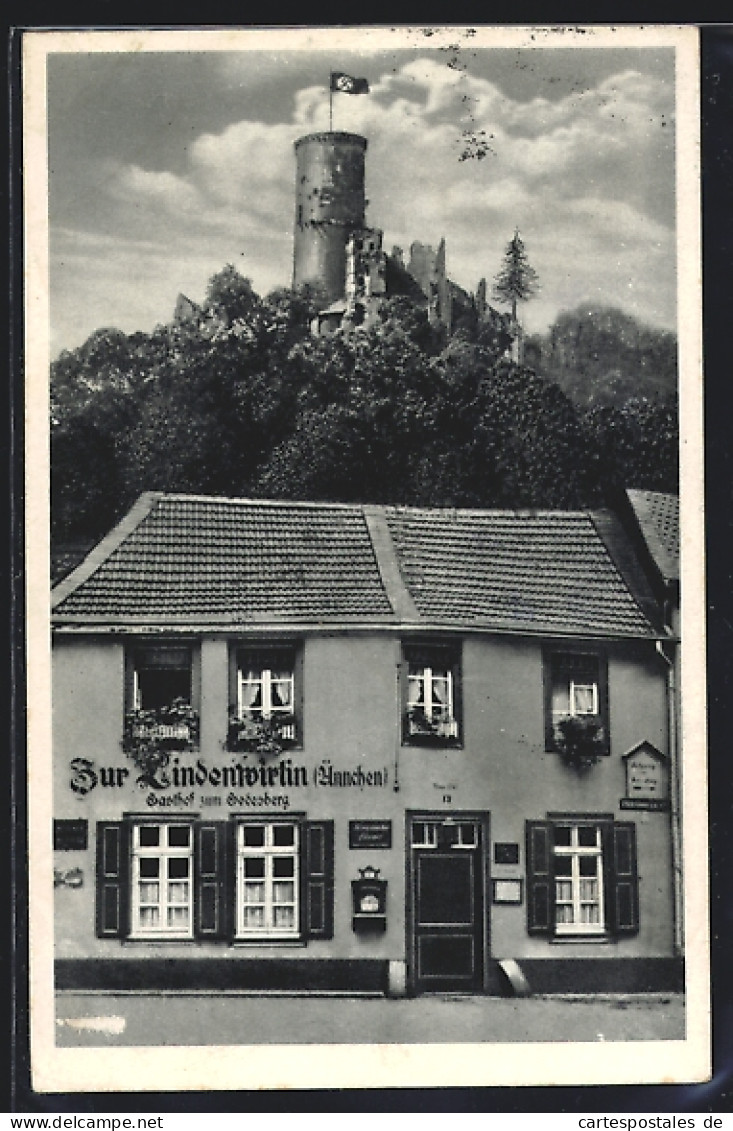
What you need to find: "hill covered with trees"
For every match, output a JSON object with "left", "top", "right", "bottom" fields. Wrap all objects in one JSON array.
[
  {"left": 525, "top": 305, "right": 678, "bottom": 409},
  {"left": 51, "top": 267, "right": 678, "bottom": 555}
]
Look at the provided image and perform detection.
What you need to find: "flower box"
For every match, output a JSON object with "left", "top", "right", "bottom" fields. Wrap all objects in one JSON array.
[
  {"left": 123, "top": 701, "right": 199, "bottom": 754},
  {"left": 552, "top": 714, "right": 606, "bottom": 769},
  {"left": 227, "top": 712, "right": 298, "bottom": 756},
  {"left": 405, "top": 709, "right": 460, "bottom": 743}
]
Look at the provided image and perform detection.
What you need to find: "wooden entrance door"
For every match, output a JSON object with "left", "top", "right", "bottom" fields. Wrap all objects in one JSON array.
[{"left": 410, "top": 816, "right": 485, "bottom": 994}]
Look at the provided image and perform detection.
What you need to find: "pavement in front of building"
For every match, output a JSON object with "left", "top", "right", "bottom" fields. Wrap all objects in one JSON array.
[{"left": 55, "top": 991, "right": 685, "bottom": 1047}]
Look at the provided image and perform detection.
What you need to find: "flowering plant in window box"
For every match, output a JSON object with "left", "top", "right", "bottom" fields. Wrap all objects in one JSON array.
[
  {"left": 122, "top": 699, "right": 199, "bottom": 775},
  {"left": 405, "top": 708, "right": 460, "bottom": 743},
  {"left": 227, "top": 711, "right": 298, "bottom": 757},
  {"left": 553, "top": 714, "right": 606, "bottom": 769}
]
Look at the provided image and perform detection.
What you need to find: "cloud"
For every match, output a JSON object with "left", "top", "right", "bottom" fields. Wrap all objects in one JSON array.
[{"left": 51, "top": 54, "right": 677, "bottom": 353}]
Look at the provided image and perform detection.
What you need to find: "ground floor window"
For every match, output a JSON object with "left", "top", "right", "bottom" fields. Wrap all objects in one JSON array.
[
  {"left": 235, "top": 821, "right": 299, "bottom": 939},
  {"left": 552, "top": 823, "right": 605, "bottom": 935},
  {"left": 96, "top": 817, "right": 332, "bottom": 943},
  {"left": 526, "top": 816, "right": 639, "bottom": 939},
  {"left": 130, "top": 822, "right": 194, "bottom": 939}
]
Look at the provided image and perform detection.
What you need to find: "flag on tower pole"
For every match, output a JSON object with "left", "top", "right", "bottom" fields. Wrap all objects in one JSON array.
[
  {"left": 329, "top": 72, "right": 369, "bottom": 130},
  {"left": 330, "top": 72, "right": 370, "bottom": 94}
]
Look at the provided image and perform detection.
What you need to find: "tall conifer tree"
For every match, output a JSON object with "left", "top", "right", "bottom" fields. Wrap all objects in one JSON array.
[{"left": 493, "top": 230, "right": 539, "bottom": 363}]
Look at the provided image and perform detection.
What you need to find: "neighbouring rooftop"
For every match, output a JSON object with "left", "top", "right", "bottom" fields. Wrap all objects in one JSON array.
[{"left": 626, "top": 489, "right": 680, "bottom": 584}]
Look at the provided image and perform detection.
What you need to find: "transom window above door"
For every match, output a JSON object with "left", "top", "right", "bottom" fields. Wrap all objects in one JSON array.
[{"left": 411, "top": 819, "right": 479, "bottom": 849}]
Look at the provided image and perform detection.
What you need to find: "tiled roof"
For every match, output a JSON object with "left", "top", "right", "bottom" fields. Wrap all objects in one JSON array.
[
  {"left": 626, "top": 490, "right": 679, "bottom": 582},
  {"left": 385, "top": 507, "right": 657, "bottom": 637},
  {"left": 52, "top": 492, "right": 660, "bottom": 638},
  {"left": 52, "top": 495, "right": 395, "bottom": 625}
]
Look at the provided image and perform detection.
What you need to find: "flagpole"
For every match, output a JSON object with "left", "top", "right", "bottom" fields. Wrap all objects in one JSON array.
[{"left": 329, "top": 73, "right": 333, "bottom": 131}]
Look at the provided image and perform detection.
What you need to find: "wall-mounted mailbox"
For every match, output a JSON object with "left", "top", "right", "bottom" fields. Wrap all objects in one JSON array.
[{"left": 351, "top": 865, "right": 387, "bottom": 932}]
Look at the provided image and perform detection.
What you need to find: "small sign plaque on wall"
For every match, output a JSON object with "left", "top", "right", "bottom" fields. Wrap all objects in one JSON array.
[
  {"left": 492, "top": 878, "right": 523, "bottom": 904},
  {"left": 621, "top": 742, "right": 670, "bottom": 811},
  {"left": 53, "top": 818, "right": 88, "bottom": 851},
  {"left": 348, "top": 820, "right": 392, "bottom": 849},
  {"left": 494, "top": 842, "right": 520, "bottom": 865}
]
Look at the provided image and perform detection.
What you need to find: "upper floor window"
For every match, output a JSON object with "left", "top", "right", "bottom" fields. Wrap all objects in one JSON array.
[
  {"left": 124, "top": 644, "right": 199, "bottom": 752},
  {"left": 131, "top": 645, "right": 193, "bottom": 711},
  {"left": 544, "top": 650, "right": 609, "bottom": 756},
  {"left": 228, "top": 645, "right": 300, "bottom": 751},
  {"left": 403, "top": 642, "right": 461, "bottom": 745}
]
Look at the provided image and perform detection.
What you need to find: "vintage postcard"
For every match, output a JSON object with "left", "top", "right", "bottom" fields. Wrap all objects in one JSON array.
[{"left": 23, "top": 24, "right": 708, "bottom": 1095}]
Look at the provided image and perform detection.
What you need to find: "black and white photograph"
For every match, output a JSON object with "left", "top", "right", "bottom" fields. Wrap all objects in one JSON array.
[{"left": 23, "top": 24, "right": 708, "bottom": 1094}]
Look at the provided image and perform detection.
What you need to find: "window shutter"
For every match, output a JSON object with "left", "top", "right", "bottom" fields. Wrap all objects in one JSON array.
[
  {"left": 304, "top": 821, "right": 334, "bottom": 939},
  {"left": 293, "top": 645, "right": 304, "bottom": 746},
  {"left": 609, "top": 822, "right": 639, "bottom": 936},
  {"left": 597, "top": 654, "right": 610, "bottom": 754},
  {"left": 194, "top": 822, "right": 229, "bottom": 940},
  {"left": 95, "top": 821, "right": 129, "bottom": 938},
  {"left": 525, "top": 820, "right": 553, "bottom": 935},
  {"left": 451, "top": 649, "right": 463, "bottom": 741}
]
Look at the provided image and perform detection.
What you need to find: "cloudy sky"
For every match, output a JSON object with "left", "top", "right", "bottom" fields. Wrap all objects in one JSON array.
[{"left": 45, "top": 28, "right": 679, "bottom": 358}]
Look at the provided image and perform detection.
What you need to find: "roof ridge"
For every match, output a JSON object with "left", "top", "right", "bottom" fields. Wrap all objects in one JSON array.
[
  {"left": 386, "top": 505, "right": 590, "bottom": 518},
  {"left": 146, "top": 493, "right": 371, "bottom": 511},
  {"left": 122, "top": 491, "right": 596, "bottom": 520}
]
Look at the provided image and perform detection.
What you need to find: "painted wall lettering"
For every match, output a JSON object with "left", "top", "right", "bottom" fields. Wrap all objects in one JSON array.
[
  {"left": 315, "top": 761, "right": 389, "bottom": 789},
  {"left": 68, "top": 756, "right": 391, "bottom": 798}
]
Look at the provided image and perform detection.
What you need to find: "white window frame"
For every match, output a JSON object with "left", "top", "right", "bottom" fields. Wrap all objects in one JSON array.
[
  {"left": 408, "top": 664, "right": 454, "bottom": 719},
  {"left": 235, "top": 821, "right": 300, "bottom": 940},
  {"left": 130, "top": 822, "right": 194, "bottom": 940},
  {"left": 553, "top": 824, "right": 605, "bottom": 936},
  {"left": 407, "top": 660, "right": 458, "bottom": 739},
  {"left": 549, "top": 653, "right": 602, "bottom": 728},
  {"left": 237, "top": 656, "right": 296, "bottom": 741},
  {"left": 452, "top": 821, "right": 478, "bottom": 849},
  {"left": 410, "top": 820, "right": 478, "bottom": 849},
  {"left": 569, "top": 680, "right": 599, "bottom": 717},
  {"left": 411, "top": 821, "right": 439, "bottom": 848}
]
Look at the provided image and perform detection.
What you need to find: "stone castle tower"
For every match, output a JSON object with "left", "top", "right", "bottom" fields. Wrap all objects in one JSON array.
[
  {"left": 292, "top": 132, "right": 368, "bottom": 305},
  {"left": 292, "top": 128, "right": 511, "bottom": 342}
]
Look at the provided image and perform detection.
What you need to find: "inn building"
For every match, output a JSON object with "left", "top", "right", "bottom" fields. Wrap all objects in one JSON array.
[{"left": 51, "top": 492, "right": 682, "bottom": 996}]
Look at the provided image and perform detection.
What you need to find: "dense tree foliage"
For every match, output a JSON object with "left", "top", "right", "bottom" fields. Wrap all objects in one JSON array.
[
  {"left": 581, "top": 399, "right": 679, "bottom": 495},
  {"left": 525, "top": 305, "right": 678, "bottom": 409},
  {"left": 51, "top": 267, "right": 678, "bottom": 551}
]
